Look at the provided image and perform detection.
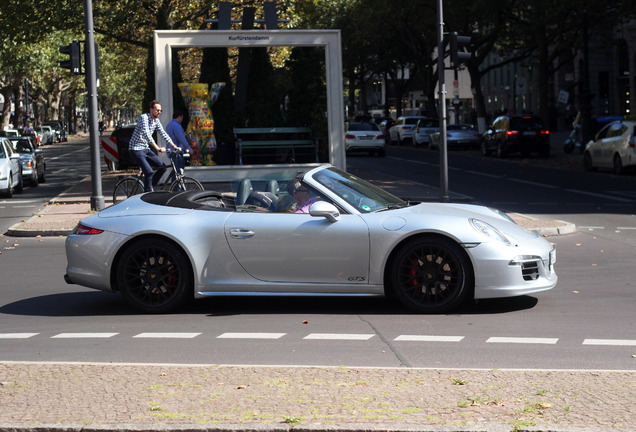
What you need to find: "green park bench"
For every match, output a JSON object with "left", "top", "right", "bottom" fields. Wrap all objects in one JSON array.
[{"left": 234, "top": 127, "right": 319, "bottom": 165}]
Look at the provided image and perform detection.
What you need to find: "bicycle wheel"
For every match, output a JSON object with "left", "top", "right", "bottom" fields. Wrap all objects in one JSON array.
[
  {"left": 113, "top": 177, "right": 144, "bottom": 204},
  {"left": 169, "top": 176, "right": 204, "bottom": 192}
]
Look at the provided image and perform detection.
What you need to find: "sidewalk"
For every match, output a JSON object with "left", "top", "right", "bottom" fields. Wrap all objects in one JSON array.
[{"left": 6, "top": 166, "right": 575, "bottom": 237}]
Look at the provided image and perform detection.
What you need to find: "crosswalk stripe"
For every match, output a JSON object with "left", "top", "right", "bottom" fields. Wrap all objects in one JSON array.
[
  {"left": 52, "top": 333, "right": 118, "bottom": 338},
  {"left": 133, "top": 333, "right": 201, "bottom": 338},
  {"left": 0, "top": 333, "right": 38, "bottom": 339},
  {"left": 394, "top": 335, "right": 464, "bottom": 342},
  {"left": 487, "top": 337, "right": 558, "bottom": 344},
  {"left": 217, "top": 333, "right": 286, "bottom": 339},
  {"left": 304, "top": 333, "right": 375, "bottom": 340},
  {"left": 583, "top": 339, "right": 636, "bottom": 346}
]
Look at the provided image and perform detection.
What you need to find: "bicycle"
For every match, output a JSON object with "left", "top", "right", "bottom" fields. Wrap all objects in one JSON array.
[{"left": 112, "top": 149, "right": 203, "bottom": 204}]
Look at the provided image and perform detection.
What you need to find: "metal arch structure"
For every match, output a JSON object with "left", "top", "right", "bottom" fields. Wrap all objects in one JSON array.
[{"left": 153, "top": 29, "right": 346, "bottom": 172}]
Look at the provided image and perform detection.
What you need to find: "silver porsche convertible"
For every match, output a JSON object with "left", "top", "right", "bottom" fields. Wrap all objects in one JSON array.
[{"left": 65, "top": 164, "right": 557, "bottom": 313}]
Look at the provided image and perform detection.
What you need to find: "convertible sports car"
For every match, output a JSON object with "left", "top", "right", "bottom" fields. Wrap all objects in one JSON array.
[{"left": 65, "top": 164, "right": 557, "bottom": 314}]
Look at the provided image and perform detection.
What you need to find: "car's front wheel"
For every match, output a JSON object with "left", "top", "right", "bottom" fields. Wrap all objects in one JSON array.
[
  {"left": 390, "top": 236, "right": 472, "bottom": 313},
  {"left": 116, "top": 238, "right": 193, "bottom": 313},
  {"left": 583, "top": 152, "right": 596, "bottom": 172}
]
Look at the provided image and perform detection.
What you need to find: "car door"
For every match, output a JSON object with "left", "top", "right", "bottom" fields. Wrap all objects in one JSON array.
[
  {"left": 600, "top": 122, "right": 627, "bottom": 166},
  {"left": 224, "top": 211, "right": 370, "bottom": 285},
  {"left": 1, "top": 139, "right": 19, "bottom": 186}
]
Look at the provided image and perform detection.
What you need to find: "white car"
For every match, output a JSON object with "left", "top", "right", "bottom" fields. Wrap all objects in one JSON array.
[
  {"left": 0, "top": 137, "right": 24, "bottom": 197},
  {"left": 65, "top": 164, "right": 557, "bottom": 314},
  {"left": 413, "top": 118, "right": 440, "bottom": 148},
  {"left": 584, "top": 120, "right": 636, "bottom": 174},
  {"left": 345, "top": 122, "right": 385, "bottom": 156},
  {"left": 389, "top": 116, "right": 426, "bottom": 145}
]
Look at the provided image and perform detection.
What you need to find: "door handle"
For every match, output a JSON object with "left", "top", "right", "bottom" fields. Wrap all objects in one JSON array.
[{"left": 229, "top": 228, "right": 255, "bottom": 239}]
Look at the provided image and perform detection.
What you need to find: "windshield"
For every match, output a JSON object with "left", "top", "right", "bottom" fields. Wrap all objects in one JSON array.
[{"left": 313, "top": 167, "right": 406, "bottom": 213}]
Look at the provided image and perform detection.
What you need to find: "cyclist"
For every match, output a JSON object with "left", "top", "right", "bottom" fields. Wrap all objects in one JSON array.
[
  {"left": 129, "top": 100, "right": 181, "bottom": 192},
  {"left": 165, "top": 110, "right": 192, "bottom": 182}
]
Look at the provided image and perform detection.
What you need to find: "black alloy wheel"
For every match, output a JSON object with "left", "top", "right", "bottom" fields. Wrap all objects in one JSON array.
[
  {"left": 391, "top": 237, "right": 472, "bottom": 313},
  {"left": 117, "top": 238, "right": 193, "bottom": 313}
]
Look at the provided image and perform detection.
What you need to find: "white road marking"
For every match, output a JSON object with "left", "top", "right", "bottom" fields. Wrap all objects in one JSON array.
[
  {"left": 0, "top": 333, "right": 38, "bottom": 339},
  {"left": 509, "top": 179, "right": 558, "bottom": 188},
  {"left": 217, "top": 333, "right": 286, "bottom": 339},
  {"left": 564, "top": 188, "right": 632, "bottom": 202},
  {"left": 487, "top": 337, "right": 558, "bottom": 344},
  {"left": 133, "top": 332, "right": 201, "bottom": 338},
  {"left": 583, "top": 339, "right": 636, "bottom": 346},
  {"left": 304, "top": 333, "right": 375, "bottom": 340},
  {"left": 52, "top": 333, "right": 118, "bottom": 338},
  {"left": 394, "top": 335, "right": 464, "bottom": 342}
]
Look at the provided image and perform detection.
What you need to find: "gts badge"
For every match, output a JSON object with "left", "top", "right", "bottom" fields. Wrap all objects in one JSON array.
[{"left": 348, "top": 276, "right": 366, "bottom": 282}]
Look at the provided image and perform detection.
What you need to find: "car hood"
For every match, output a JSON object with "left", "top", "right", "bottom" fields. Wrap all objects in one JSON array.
[{"left": 388, "top": 202, "right": 540, "bottom": 241}]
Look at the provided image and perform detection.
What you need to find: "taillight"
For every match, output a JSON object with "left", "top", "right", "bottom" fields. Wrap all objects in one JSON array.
[
  {"left": 378, "top": 134, "right": 385, "bottom": 139},
  {"left": 629, "top": 135, "right": 635, "bottom": 148},
  {"left": 540, "top": 130, "right": 550, "bottom": 135},
  {"left": 506, "top": 130, "right": 519, "bottom": 136},
  {"left": 72, "top": 223, "right": 104, "bottom": 235},
  {"left": 345, "top": 134, "right": 355, "bottom": 139}
]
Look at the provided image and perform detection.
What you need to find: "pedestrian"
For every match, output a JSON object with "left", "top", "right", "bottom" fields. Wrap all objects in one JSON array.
[
  {"left": 129, "top": 100, "right": 181, "bottom": 192},
  {"left": 165, "top": 110, "right": 192, "bottom": 181}
]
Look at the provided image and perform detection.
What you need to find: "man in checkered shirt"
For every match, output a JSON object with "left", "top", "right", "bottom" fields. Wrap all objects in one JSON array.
[{"left": 129, "top": 99, "right": 181, "bottom": 192}]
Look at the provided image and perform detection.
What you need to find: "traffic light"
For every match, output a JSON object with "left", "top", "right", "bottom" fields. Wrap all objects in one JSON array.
[
  {"left": 449, "top": 32, "right": 471, "bottom": 69},
  {"left": 60, "top": 41, "right": 81, "bottom": 74}
]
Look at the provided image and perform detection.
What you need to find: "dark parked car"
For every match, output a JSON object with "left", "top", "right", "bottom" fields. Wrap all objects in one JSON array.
[
  {"left": 482, "top": 115, "right": 550, "bottom": 158},
  {"left": 109, "top": 124, "right": 137, "bottom": 169}
]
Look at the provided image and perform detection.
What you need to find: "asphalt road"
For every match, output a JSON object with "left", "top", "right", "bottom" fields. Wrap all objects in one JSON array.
[{"left": 0, "top": 139, "right": 634, "bottom": 371}]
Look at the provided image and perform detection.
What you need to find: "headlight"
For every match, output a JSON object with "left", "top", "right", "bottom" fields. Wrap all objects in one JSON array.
[{"left": 470, "top": 218, "right": 512, "bottom": 245}]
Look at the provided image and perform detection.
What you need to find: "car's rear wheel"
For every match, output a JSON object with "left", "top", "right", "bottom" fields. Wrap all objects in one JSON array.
[
  {"left": 391, "top": 236, "right": 472, "bottom": 313},
  {"left": 613, "top": 154, "right": 624, "bottom": 175},
  {"left": 117, "top": 238, "right": 193, "bottom": 313}
]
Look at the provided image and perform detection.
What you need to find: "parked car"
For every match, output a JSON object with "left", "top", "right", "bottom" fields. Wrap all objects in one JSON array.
[
  {"left": 429, "top": 124, "right": 482, "bottom": 150},
  {"left": 583, "top": 119, "right": 636, "bottom": 174},
  {"left": 388, "top": 116, "right": 426, "bottom": 145},
  {"left": 413, "top": 118, "right": 440, "bottom": 148},
  {"left": 345, "top": 122, "right": 386, "bottom": 156},
  {"left": 109, "top": 124, "right": 137, "bottom": 169},
  {"left": 34, "top": 125, "right": 55, "bottom": 146},
  {"left": 65, "top": 164, "right": 557, "bottom": 314},
  {"left": 9, "top": 136, "right": 45, "bottom": 185},
  {"left": 0, "top": 137, "right": 24, "bottom": 197},
  {"left": 482, "top": 115, "right": 550, "bottom": 158},
  {"left": 0, "top": 129, "right": 20, "bottom": 137},
  {"left": 43, "top": 121, "right": 67, "bottom": 142}
]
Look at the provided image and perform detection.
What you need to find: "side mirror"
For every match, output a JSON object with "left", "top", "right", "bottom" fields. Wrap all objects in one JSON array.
[{"left": 309, "top": 201, "right": 340, "bottom": 222}]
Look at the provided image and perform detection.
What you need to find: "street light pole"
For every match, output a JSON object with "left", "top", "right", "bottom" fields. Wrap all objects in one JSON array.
[
  {"left": 83, "top": 0, "right": 104, "bottom": 211},
  {"left": 437, "top": 0, "right": 449, "bottom": 202}
]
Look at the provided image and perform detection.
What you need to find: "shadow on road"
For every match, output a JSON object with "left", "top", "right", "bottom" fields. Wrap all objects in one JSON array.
[{"left": 0, "top": 290, "right": 539, "bottom": 317}]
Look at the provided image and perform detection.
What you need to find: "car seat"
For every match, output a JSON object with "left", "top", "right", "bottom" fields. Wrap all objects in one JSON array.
[{"left": 235, "top": 178, "right": 253, "bottom": 206}]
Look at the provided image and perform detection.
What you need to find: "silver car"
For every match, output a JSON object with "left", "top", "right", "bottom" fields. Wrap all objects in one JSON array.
[{"left": 65, "top": 165, "right": 557, "bottom": 313}]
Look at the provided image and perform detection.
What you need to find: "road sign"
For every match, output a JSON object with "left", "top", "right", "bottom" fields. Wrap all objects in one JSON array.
[{"left": 101, "top": 137, "right": 118, "bottom": 166}]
